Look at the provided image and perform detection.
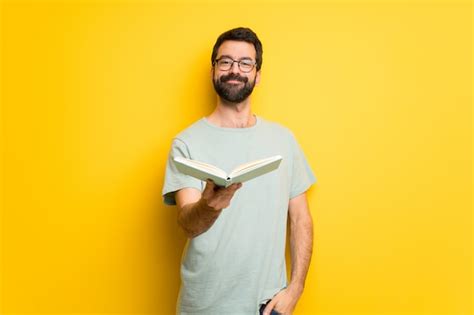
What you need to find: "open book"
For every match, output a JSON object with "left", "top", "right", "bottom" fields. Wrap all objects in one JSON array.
[{"left": 173, "top": 155, "right": 283, "bottom": 187}]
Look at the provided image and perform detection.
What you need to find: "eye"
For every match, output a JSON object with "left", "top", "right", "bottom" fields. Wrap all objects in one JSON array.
[
  {"left": 240, "top": 60, "right": 254, "bottom": 67},
  {"left": 219, "top": 59, "right": 233, "bottom": 66}
]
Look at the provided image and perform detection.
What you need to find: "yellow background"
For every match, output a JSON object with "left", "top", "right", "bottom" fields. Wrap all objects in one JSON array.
[{"left": 1, "top": 0, "right": 471, "bottom": 314}]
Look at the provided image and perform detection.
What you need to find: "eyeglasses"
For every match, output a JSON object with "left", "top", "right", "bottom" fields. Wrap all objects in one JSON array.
[{"left": 213, "top": 57, "right": 256, "bottom": 73}]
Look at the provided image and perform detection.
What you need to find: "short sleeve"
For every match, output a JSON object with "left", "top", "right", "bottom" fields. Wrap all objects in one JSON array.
[
  {"left": 289, "top": 133, "right": 317, "bottom": 199},
  {"left": 162, "top": 138, "right": 203, "bottom": 205}
]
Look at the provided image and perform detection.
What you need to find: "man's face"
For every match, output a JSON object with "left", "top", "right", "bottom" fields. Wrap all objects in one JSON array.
[{"left": 212, "top": 40, "right": 261, "bottom": 104}]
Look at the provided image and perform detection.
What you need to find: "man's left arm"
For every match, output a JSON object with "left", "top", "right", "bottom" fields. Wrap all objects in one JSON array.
[{"left": 263, "top": 192, "right": 313, "bottom": 315}]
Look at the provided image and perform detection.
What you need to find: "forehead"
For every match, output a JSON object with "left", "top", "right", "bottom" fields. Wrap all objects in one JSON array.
[{"left": 216, "top": 40, "right": 256, "bottom": 60}]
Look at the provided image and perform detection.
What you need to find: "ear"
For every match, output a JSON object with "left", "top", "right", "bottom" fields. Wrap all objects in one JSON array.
[
  {"left": 255, "top": 70, "right": 261, "bottom": 85},
  {"left": 211, "top": 66, "right": 219, "bottom": 82}
]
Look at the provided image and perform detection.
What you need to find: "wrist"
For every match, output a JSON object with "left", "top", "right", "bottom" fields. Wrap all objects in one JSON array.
[{"left": 287, "top": 282, "right": 304, "bottom": 297}]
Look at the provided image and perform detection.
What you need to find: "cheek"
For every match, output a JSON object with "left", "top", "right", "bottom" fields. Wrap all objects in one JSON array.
[
  {"left": 212, "top": 71, "right": 221, "bottom": 82},
  {"left": 250, "top": 73, "right": 258, "bottom": 84}
]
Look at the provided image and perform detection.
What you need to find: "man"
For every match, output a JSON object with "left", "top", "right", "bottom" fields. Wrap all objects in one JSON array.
[{"left": 162, "top": 27, "right": 316, "bottom": 315}]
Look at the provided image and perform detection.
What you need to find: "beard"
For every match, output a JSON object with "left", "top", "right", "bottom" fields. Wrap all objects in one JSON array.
[{"left": 212, "top": 72, "right": 256, "bottom": 104}]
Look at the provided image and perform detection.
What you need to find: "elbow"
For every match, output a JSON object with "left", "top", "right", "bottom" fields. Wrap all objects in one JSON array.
[
  {"left": 181, "top": 225, "right": 199, "bottom": 238},
  {"left": 180, "top": 224, "right": 204, "bottom": 239}
]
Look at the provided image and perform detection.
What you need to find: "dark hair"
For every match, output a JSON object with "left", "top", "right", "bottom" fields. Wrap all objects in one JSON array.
[{"left": 211, "top": 27, "right": 263, "bottom": 71}]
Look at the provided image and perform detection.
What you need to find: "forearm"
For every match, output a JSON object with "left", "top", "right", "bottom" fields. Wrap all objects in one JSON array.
[
  {"left": 178, "top": 198, "right": 222, "bottom": 238},
  {"left": 288, "top": 210, "right": 313, "bottom": 293}
]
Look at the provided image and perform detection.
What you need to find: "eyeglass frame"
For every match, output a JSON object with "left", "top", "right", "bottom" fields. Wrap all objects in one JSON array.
[{"left": 212, "top": 57, "right": 257, "bottom": 73}]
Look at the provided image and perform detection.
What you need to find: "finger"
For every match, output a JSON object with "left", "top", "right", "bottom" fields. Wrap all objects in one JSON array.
[
  {"left": 263, "top": 299, "right": 278, "bottom": 315},
  {"left": 223, "top": 185, "right": 241, "bottom": 197},
  {"left": 229, "top": 182, "right": 242, "bottom": 191},
  {"left": 215, "top": 189, "right": 237, "bottom": 201},
  {"left": 211, "top": 183, "right": 241, "bottom": 204},
  {"left": 205, "top": 179, "right": 215, "bottom": 190},
  {"left": 202, "top": 180, "right": 216, "bottom": 197}
]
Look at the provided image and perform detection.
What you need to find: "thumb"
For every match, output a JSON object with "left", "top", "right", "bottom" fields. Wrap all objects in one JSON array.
[{"left": 203, "top": 179, "right": 215, "bottom": 193}]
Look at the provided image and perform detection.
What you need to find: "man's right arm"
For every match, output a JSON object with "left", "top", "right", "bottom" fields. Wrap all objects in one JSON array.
[{"left": 175, "top": 180, "right": 242, "bottom": 238}]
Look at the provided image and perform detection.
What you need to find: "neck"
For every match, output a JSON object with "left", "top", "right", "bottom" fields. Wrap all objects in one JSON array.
[{"left": 207, "top": 97, "right": 256, "bottom": 128}]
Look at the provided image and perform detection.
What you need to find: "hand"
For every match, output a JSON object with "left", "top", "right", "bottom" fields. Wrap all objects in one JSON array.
[
  {"left": 263, "top": 286, "right": 303, "bottom": 315},
  {"left": 201, "top": 179, "right": 242, "bottom": 211}
]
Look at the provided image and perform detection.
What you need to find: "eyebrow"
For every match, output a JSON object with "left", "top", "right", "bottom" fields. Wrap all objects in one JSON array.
[{"left": 218, "top": 54, "right": 254, "bottom": 61}]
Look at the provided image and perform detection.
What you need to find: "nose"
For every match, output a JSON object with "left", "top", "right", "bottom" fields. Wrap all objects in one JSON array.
[{"left": 229, "top": 60, "right": 241, "bottom": 73}]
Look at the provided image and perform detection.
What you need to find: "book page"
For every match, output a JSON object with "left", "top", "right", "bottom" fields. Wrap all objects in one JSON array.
[
  {"left": 229, "top": 156, "right": 282, "bottom": 184},
  {"left": 229, "top": 155, "right": 282, "bottom": 178},
  {"left": 174, "top": 157, "right": 228, "bottom": 178},
  {"left": 174, "top": 156, "right": 282, "bottom": 187}
]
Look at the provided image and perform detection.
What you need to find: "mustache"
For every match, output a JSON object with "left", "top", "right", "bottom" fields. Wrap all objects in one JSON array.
[{"left": 220, "top": 73, "right": 248, "bottom": 83}]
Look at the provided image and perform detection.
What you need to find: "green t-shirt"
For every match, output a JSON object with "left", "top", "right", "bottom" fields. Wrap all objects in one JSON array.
[{"left": 162, "top": 115, "right": 316, "bottom": 315}]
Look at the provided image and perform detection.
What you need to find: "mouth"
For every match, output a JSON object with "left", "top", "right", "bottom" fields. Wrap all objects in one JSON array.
[{"left": 225, "top": 80, "right": 244, "bottom": 84}]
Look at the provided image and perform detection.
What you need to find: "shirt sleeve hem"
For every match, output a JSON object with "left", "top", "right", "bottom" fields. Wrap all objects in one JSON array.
[
  {"left": 289, "top": 179, "right": 316, "bottom": 200},
  {"left": 163, "top": 184, "right": 203, "bottom": 206}
]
